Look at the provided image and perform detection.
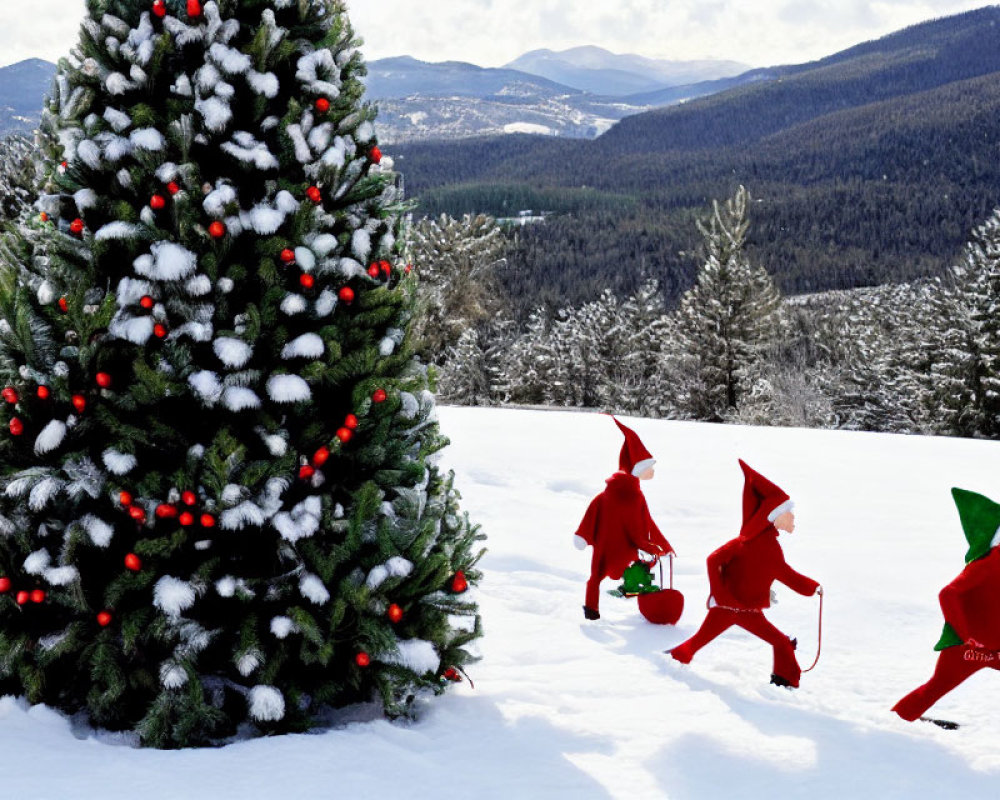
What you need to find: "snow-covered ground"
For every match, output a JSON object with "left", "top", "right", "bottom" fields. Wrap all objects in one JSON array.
[{"left": 4, "top": 406, "right": 1000, "bottom": 798}]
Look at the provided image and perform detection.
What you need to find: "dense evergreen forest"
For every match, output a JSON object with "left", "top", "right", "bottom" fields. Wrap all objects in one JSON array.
[{"left": 393, "top": 7, "right": 1000, "bottom": 313}]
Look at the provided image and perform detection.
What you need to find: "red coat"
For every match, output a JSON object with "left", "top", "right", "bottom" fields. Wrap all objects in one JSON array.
[
  {"left": 575, "top": 472, "right": 672, "bottom": 582},
  {"left": 707, "top": 528, "right": 818, "bottom": 610},
  {"left": 939, "top": 548, "right": 1000, "bottom": 650}
]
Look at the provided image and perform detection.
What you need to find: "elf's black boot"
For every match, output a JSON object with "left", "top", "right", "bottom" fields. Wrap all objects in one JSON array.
[
  {"left": 770, "top": 673, "right": 796, "bottom": 689},
  {"left": 583, "top": 605, "right": 600, "bottom": 620}
]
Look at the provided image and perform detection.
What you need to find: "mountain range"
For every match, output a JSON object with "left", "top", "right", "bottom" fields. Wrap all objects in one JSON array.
[
  {"left": 0, "top": 59, "right": 57, "bottom": 137},
  {"left": 392, "top": 6, "right": 1000, "bottom": 312}
]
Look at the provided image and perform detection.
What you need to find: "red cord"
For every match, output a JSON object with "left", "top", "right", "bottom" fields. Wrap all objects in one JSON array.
[{"left": 802, "top": 590, "right": 824, "bottom": 673}]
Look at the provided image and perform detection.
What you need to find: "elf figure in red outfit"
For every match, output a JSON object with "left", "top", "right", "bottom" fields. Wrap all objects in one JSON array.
[
  {"left": 669, "top": 460, "right": 821, "bottom": 688},
  {"left": 893, "top": 488, "right": 1000, "bottom": 724},
  {"left": 574, "top": 417, "right": 674, "bottom": 621}
]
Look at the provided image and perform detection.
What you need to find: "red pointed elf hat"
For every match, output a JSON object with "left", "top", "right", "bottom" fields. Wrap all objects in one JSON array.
[
  {"left": 738, "top": 459, "right": 794, "bottom": 538},
  {"left": 613, "top": 417, "right": 655, "bottom": 476}
]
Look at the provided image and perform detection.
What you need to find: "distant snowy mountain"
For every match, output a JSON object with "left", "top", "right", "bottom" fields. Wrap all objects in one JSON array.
[
  {"left": 0, "top": 59, "right": 56, "bottom": 136},
  {"left": 505, "top": 45, "right": 749, "bottom": 96}
]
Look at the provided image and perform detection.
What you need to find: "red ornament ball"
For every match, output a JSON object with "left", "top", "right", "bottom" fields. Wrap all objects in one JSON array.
[
  {"left": 299, "top": 273, "right": 315, "bottom": 290},
  {"left": 40, "top": 212, "right": 49, "bottom": 222},
  {"left": 181, "top": 490, "right": 197, "bottom": 506},
  {"left": 338, "top": 286, "right": 355, "bottom": 304},
  {"left": 37, "top": 386, "right": 50, "bottom": 400},
  {"left": 298, "top": 464, "right": 316, "bottom": 480},
  {"left": 96, "top": 372, "right": 112, "bottom": 389},
  {"left": 208, "top": 221, "right": 226, "bottom": 239},
  {"left": 140, "top": 295, "right": 155, "bottom": 310},
  {"left": 97, "top": 611, "right": 112, "bottom": 627},
  {"left": 306, "top": 185, "right": 322, "bottom": 204},
  {"left": 370, "top": 146, "right": 382, "bottom": 164},
  {"left": 150, "top": 194, "right": 166, "bottom": 210},
  {"left": 405, "top": 264, "right": 413, "bottom": 275},
  {"left": 372, "top": 388, "right": 387, "bottom": 404},
  {"left": 387, "top": 604, "right": 403, "bottom": 623},
  {"left": 58, "top": 160, "right": 68, "bottom": 173},
  {"left": 280, "top": 248, "right": 295, "bottom": 264},
  {"left": 443, "top": 667, "right": 461, "bottom": 682},
  {"left": 72, "top": 394, "right": 87, "bottom": 414},
  {"left": 179, "top": 511, "right": 195, "bottom": 527},
  {"left": 16, "top": 591, "right": 29, "bottom": 606},
  {"left": 313, "top": 446, "right": 330, "bottom": 467},
  {"left": 124, "top": 553, "right": 142, "bottom": 572},
  {"left": 315, "top": 97, "right": 330, "bottom": 113},
  {"left": 2, "top": 387, "right": 18, "bottom": 404},
  {"left": 153, "top": 323, "right": 168, "bottom": 339},
  {"left": 166, "top": 181, "right": 180, "bottom": 195},
  {"left": 336, "top": 427, "right": 352, "bottom": 444},
  {"left": 70, "top": 218, "right": 84, "bottom": 235},
  {"left": 367, "top": 263, "right": 380, "bottom": 278},
  {"left": 0, "top": 577, "right": 10, "bottom": 593},
  {"left": 152, "top": 0, "right": 166, "bottom": 18},
  {"left": 30, "top": 589, "right": 45, "bottom": 604},
  {"left": 9, "top": 418, "right": 23, "bottom": 436},
  {"left": 129, "top": 506, "right": 147, "bottom": 524},
  {"left": 344, "top": 413, "right": 358, "bottom": 430},
  {"left": 355, "top": 652, "right": 370, "bottom": 667},
  {"left": 380, "top": 260, "right": 391, "bottom": 275},
  {"left": 155, "top": 503, "right": 178, "bottom": 519},
  {"left": 119, "top": 490, "right": 133, "bottom": 506},
  {"left": 58, "top": 297, "right": 69, "bottom": 313},
  {"left": 187, "top": 0, "right": 202, "bottom": 18},
  {"left": 451, "top": 570, "right": 468, "bottom": 593},
  {"left": 200, "top": 513, "right": 216, "bottom": 528}
]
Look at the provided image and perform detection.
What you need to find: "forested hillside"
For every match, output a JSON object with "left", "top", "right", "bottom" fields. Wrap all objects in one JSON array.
[{"left": 394, "top": 7, "right": 1000, "bottom": 311}]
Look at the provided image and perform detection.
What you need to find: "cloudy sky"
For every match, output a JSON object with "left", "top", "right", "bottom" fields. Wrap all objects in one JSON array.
[{"left": 0, "top": 0, "right": 991, "bottom": 70}]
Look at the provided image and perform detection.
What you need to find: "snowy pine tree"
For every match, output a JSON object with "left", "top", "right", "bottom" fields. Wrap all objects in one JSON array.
[
  {"left": 0, "top": 135, "right": 35, "bottom": 224},
  {"left": 671, "top": 186, "right": 786, "bottom": 421},
  {"left": 0, "top": 0, "right": 481, "bottom": 748}
]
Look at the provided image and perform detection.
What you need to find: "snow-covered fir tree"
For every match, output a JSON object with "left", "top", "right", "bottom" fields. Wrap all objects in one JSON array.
[
  {"left": 406, "top": 213, "right": 507, "bottom": 363},
  {"left": 0, "top": 0, "right": 481, "bottom": 748},
  {"left": 0, "top": 135, "right": 35, "bottom": 224},
  {"left": 926, "top": 209, "right": 1000, "bottom": 438},
  {"left": 670, "top": 185, "right": 786, "bottom": 421}
]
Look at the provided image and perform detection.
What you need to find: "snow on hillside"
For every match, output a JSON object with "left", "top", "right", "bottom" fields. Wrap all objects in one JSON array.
[{"left": 4, "top": 406, "right": 1000, "bottom": 798}]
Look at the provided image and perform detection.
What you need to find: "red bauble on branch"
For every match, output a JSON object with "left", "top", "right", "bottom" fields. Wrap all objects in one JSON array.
[
  {"left": 338, "top": 286, "right": 354, "bottom": 304},
  {"left": 280, "top": 248, "right": 295, "bottom": 264},
  {"left": 36, "top": 386, "right": 50, "bottom": 400},
  {"left": 298, "top": 464, "right": 315, "bottom": 480},
  {"left": 40, "top": 212, "right": 48, "bottom": 222},
  {"left": 150, "top": 194, "right": 166, "bottom": 210},
  {"left": 166, "top": 181, "right": 180, "bottom": 195},
  {"left": 370, "top": 146, "right": 382, "bottom": 164},
  {"left": 96, "top": 372, "right": 112, "bottom": 389},
  {"left": 58, "top": 297, "right": 69, "bottom": 313},
  {"left": 69, "top": 218, "right": 84, "bottom": 235},
  {"left": 15, "top": 591, "right": 29, "bottom": 605},
  {"left": 97, "top": 611, "right": 112, "bottom": 627},
  {"left": 0, "top": 577, "right": 10, "bottom": 593},
  {"left": 315, "top": 98, "right": 330, "bottom": 113},
  {"left": 355, "top": 652, "right": 370, "bottom": 667},
  {"left": 200, "top": 513, "right": 216, "bottom": 528},
  {"left": 380, "top": 260, "right": 391, "bottom": 276},
  {"left": 30, "top": 589, "right": 45, "bottom": 604},
  {"left": 344, "top": 414, "right": 358, "bottom": 430},
  {"left": 155, "top": 503, "right": 178, "bottom": 519},
  {"left": 387, "top": 604, "right": 403, "bottom": 623},
  {"left": 119, "top": 490, "right": 133, "bottom": 506},
  {"left": 372, "top": 388, "right": 387, "bottom": 404},
  {"left": 208, "top": 221, "right": 226, "bottom": 239},
  {"left": 140, "top": 295, "right": 155, "bottom": 310},
  {"left": 313, "top": 446, "right": 330, "bottom": 467},
  {"left": 124, "top": 553, "right": 142, "bottom": 572},
  {"left": 9, "top": 418, "right": 23, "bottom": 436},
  {"left": 367, "top": 263, "right": 380, "bottom": 278},
  {"left": 451, "top": 570, "right": 468, "bottom": 593},
  {"left": 71, "top": 394, "right": 86, "bottom": 413},
  {"left": 179, "top": 512, "right": 194, "bottom": 527},
  {"left": 187, "top": 0, "right": 202, "bottom": 18},
  {"left": 2, "top": 387, "right": 18, "bottom": 404},
  {"left": 305, "top": 185, "right": 322, "bottom": 204},
  {"left": 336, "top": 427, "right": 352, "bottom": 444},
  {"left": 129, "top": 506, "right": 147, "bottom": 524},
  {"left": 299, "top": 273, "right": 315, "bottom": 290},
  {"left": 181, "top": 490, "right": 197, "bottom": 506},
  {"left": 153, "top": 324, "right": 168, "bottom": 339},
  {"left": 152, "top": 0, "right": 166, "bottom": 18}
]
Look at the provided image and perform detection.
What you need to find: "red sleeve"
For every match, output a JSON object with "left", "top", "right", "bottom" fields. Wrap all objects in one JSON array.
[
  {"left": 574, "top": 495, "right": 601, "bottom": 547},
  {"left": 639, "top": 497, "right": 673, "bottom": 555},
  {"left": 775, "top": 558, "right": 819, "bottom": 596}
]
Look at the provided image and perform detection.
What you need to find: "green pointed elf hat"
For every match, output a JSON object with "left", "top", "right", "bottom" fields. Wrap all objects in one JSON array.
[{"left": 952, "top": 488, "right": 1000, "bottom": 564}]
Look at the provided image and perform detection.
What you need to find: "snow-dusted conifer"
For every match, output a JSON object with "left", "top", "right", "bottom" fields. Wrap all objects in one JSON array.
[{"left": 0, "top": 0, "right": 481, "bottom": 748}]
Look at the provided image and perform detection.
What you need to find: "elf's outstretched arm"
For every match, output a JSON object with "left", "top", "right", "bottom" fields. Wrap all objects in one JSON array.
[{"left": 775, "top": 556, "right": 820, "bottom": 596}]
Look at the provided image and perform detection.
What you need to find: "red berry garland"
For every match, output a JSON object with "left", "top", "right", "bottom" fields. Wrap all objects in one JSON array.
[
  {"left": 129, "top": 506, "right": 147, "bottom": 524},
  {"left": 280, "top": 248, "right": 295, "bottom": 264},
  {"left": 16, "top": 591, "right": 29, "bottom": 605},
  {"left": 2, "top": 387, "right": 17, "bottom": 404},
  {"left": 71, "top": 394, "right": 86, "bottom": 413},
  {"left": 298, "top": 465, "right": 315, "bottom": 480},
  {"left": 181, "top": 491, "right": 197, "bottom": 506},
  {"left": 313, "top": 446, "right": 330, "bottom": 467},
  {"left": 179, "top": 512, "right": 194, "bottom": 526},
  {"left": 36, "top": 386, "right": 50, "bottom": 400},
  {"left": 9, "top": 418, "right": 23, "bottom": 436},
  {"left": 30, "top": 589, "right": 45, "bottom": 604},
  {"left": 344, "top": 414, "right": 358, "bottom": 430},
  {"left": 119, "top": 491, "right": 133, "bottom": 506},
  {"left": 0, "top": 577, "right": 9, "bottom": 593},
  {"left": 367, "top": 263, "right": 380, "bottom": 278},
  {"left": 200, "top": 513, "right": 216, "bottom": 528},
  {"left": 155, "top": 503, "right": 178, "bottom": 519},
  {"left": 336, "top": 427, "right": 352, "bottom": 444}
]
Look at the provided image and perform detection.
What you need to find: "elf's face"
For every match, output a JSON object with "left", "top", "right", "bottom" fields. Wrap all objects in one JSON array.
[
  {"left": 637, "top": 466, "right": 655, "bottom": 481},
  {"left": 774, "top": 511, "right": 795, "bottom": 533}
]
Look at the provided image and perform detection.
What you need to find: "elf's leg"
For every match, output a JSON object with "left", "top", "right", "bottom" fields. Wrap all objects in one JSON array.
[
  {"left": 738, "top": 612, "right": 802, "bottom": 687},
  {"left": 670, "top": 608, "right": 737, "bottom": 663},
  {"left": 584, "top": 574, "right": 602, "bottom": 619},
  {"left": 892, "top": 646, "right": 990, "bottom": 721}
]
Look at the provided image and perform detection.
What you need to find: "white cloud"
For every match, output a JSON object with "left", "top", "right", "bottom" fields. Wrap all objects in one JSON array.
[{"left": 0, "top": 1, "right": 988, "bottom": 76}]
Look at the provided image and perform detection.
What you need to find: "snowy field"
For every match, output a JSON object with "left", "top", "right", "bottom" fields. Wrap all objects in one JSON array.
[{"left": 4, "top": 405, "right": 1000, "bottom": 798}]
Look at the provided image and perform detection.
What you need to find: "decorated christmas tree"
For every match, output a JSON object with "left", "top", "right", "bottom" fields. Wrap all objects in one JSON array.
[{"left": 0, "top": 0, "right": 482, "bottom": 748}]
